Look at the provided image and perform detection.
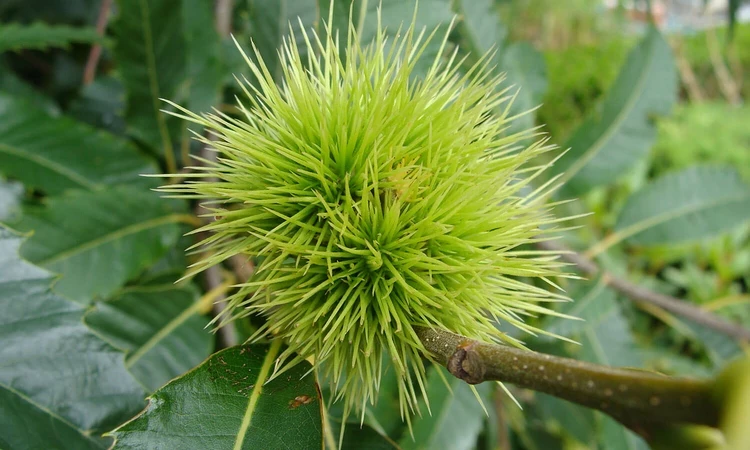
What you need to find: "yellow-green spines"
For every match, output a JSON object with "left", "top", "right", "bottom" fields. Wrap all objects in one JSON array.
[{"left": 160, "top": 9, "right": 570, "bottom": 420}]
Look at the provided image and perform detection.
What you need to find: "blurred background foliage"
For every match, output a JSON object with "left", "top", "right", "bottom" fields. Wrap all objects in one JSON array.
[{"left": 1, "top": 0, "right": 750, "bottom": 449}]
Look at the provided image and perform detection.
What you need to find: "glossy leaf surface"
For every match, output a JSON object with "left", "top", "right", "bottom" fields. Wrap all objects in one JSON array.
[
  {"left": 0, "top": 228, "right": 144, "bottom": 450},
  {"left": 112, "top": 345, "right": 323, "bottom": 450}
]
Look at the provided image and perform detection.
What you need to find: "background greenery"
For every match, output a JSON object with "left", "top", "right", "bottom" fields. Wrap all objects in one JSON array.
[{"left": 1, "top": 0, "right": 749, "bottom": 449}]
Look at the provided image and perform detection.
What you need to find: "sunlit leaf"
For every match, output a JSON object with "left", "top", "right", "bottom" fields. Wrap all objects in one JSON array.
[{"left": 111, "top": 344, "right": 323, "bottom": 450}]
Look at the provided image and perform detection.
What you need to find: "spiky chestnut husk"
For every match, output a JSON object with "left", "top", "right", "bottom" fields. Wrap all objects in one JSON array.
[{"left": 160, "top": 11, "right": 571, "bottom": 420}]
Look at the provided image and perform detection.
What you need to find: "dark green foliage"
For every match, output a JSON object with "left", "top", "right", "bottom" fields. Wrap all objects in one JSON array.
[
  {"left": 0, "top": 21, "right": 102, "bottom": 53},
  {"left": 85, "top": 283, "right": 214, "bottom": 392},
  {"left": 400, "top": 367, "right": 492, "bottom": 450},
  {"left": 12, "top": 187, "right": 184, "bottom": 303},
  {"left": 112, "top": 0, "right": 186, "bottom": 161},
  {"left": 0, "top": 92, "right": 156, "bottom": 193},
  {"left": 0, "top": 229, "right": 145, "bottom": 449}
]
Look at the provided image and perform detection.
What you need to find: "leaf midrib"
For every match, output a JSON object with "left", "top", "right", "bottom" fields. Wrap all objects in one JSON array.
[
  {"left": 0, "top": 142, "right": 96, "bottom": 190},
  {"left": 36, "top": 213, "right": 183, "bottom": 267},
  {"left": 560, "top": 32, "right": 658, "bottom": 186},
  {"left": 124, "top": 294, "right": 204, "bottom": 369},
  {"left": 233, "top": 340, "right": 283, "bottom": 450},
  {"left": 616, "top": 191, "right": 750, "bottom": 244},
  {"left": 138, "top": 0, "right": 173, "bottom": 155}
]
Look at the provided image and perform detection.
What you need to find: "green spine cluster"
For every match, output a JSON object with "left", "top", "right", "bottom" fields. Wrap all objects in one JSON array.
[{"left": 160, "top": 10, "right": 570, "bottom": 420}]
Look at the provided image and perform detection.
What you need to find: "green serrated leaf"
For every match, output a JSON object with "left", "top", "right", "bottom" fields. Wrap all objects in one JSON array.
[
  {"left": 579, "top": 299, "right": 642, "bottom": 369},
  {"left": 319, "top": 0, "right": 362, "bottom": 42},
  {"left": 0, "top": 21, "right": 103, "bottom": 53},
  {"left": 551, "top": 27, "right": 677, "bottom": 195},
  {"left": 0, "top": 227, "right": 144, "bottom": 450},
  {"left": 686, "top": 321, "right": 744, "bottom": 369},
  {"left": 325, "top": 404, "right": 400, "bottom": 450},
  {"left": 322, "top": 0, "right": 454, "bottom": 77},
  {"left": 111, "top": 344, "right": 323, "bottom": 450},
  {"left": 12, "top": 186, "right": 184, "bottom": 303},
  {"left": 366, "top": 362, "right": 405, "bottom": 439},
  {"left": 614, "top": 166, "right": 750, "bottom": 246},
  {"left": 0, "top": 93, "right": 157, "bottom": 194},
  {"left": 543, "top": 282, "right": 648, "bottom": 448},
  {"left": 133, "top": 232, "right": 192, "bottom": 284},
  {"left": 85, "top": 283, "right": 214, "bottom": 392},
  {"left": 641, "top": 349, "right": 713, "bottom": 378},
  {"left": 113, "top": 0, "right": 186, "bottom": 159},
  {"left": 361, "top": 0, "right": 452, "bottom": 40},
  {"left": 550, "top": 281, "right": 642, "bottom": 367},
  {"left": 400, "top": 366, "right": 490, "bottom": 450}
]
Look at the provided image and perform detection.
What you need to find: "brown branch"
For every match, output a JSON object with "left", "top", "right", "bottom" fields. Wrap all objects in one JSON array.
[
  {"left": 83, "top": 0, "right": 113, "bottom": 85},
  {"left": 194, "top": 136, "right": 238, "bottom": 348},
  {"left": 671, "top": 38, "right": 705, "bottom": 103},
  {"left": 201, "top": 262, "right": 238, "bottom": 348},
  {"left": 200, "top": 0, "right": 232, "bottom": 335},
  {"left": 537, "top": 239, "right": 750, "bottom": 343},
  {"left": 182, "top": 0, "right": 237, "bottom": 347},
  {"left": 727, "top": 42, "right": 744, "bottom": 97},
  {"left": 494, "top": 388, "right": 511, "bottom": 450},
  {"left": 705, "top": 26, "right": 742, "bottom": 105},
  {"left": 416, "top": 327, "right": 720, "bottom": 436},
  {"left": 215, "top": 0, "right": 234, "bottom": 38}
]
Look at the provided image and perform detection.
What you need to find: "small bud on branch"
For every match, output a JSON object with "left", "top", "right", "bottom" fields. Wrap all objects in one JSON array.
[{"left": 416, "top": 327, "right": 720, "bottom": 433}]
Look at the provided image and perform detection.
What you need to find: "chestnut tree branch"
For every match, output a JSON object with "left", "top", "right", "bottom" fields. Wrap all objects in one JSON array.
[
  {"left": 82, "top": 0, "right": 112, "bottom": 84},
  {"left": 215, "top": 0, "right": 233, "bottom": 38},
  {"left": 195, "top": 0, "right": 237, "bottom": 347},
  {"left": 537, "top": 239, "right": 750, "bottom": 343},
  {"left": 416, "top": 327, "right": 719, "bottom": 434}
]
